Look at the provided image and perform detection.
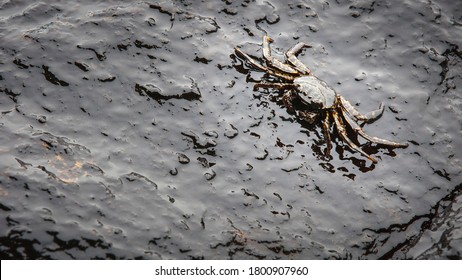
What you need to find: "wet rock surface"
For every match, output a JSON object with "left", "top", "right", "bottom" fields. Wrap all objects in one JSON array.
[{"left": 0, "top": 0, "right": 461, "bottom": 259}]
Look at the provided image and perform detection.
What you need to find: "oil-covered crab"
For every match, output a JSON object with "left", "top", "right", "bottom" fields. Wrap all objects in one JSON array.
[{"left": 234, "top": 35, "right": 408, "bottom": 163}]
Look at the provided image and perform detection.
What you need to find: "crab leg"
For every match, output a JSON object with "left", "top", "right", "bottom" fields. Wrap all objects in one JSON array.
[
  {"left": 234, "top": 47, "right": 268, "bottom": 72},
  {"left": 282, "top": 91, "right": 296, "bottom": 112},
  {"left": 340, "top": 108, "right": 409, "bottom": 148},
  {"left": 339, "top": 96, "right": 385, "bottom": 125},
  {"left": 332, "top": 110, "right": 378, "bottom": 163},
  {"left": 234, "top": 47, "right": 295, "bottom": 81},
  {"left": 323, "top": 112, "right": 332, "bottom": 155},
  {"left": 285, "top": 42, "right": 311, "bottom": 75},
  {"left": 298, "top": 111, "right": 318, "bottom": 124},
  {"left": 262, "top": 36, "right": 300, "bottom": 75},
  {"left": 362, "top": 103, "right": 385, "bottom": 124},
  {"left": 338, "top": 96, "right": 369, "bottom": 122}
]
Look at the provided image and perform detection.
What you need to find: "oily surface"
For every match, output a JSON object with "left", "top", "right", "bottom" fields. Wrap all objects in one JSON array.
[{"left": 0, "top": 0, "right": 461, "bottom": 259}]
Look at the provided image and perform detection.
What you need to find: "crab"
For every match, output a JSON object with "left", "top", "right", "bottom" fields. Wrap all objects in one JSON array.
[{"left": 234, "top": 35, "right": 408, "bottom": 163}]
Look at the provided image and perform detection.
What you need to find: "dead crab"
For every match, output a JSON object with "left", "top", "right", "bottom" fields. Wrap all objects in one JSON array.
[{"left": 234, "top": 35, "right": 408, "bottom": 163}]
